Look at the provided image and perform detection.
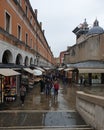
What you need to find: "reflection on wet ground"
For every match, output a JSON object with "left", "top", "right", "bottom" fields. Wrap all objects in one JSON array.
[
  {"left": 4, "top": 82, "right": 77, "bottom": 111},
  {"left": 44, "top": 111, "right": 86, "bottom": 127},
  {"left": 0, "top": 111, "right": 86, "bottom": 128},
  {"left": 0, "top": 81, "right": 93, "bottom": 129}
]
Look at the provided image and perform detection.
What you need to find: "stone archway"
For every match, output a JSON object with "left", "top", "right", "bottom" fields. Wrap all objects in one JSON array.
[
  {"left": 16, "top": 54, "right": 23, "bottom": 65},
  {"left": 24, "top": 56, "right": 29, "bottom": 66},
  {"left": 2, "top": 50, "right": 13, "bottom": 64},
  {"left": 34, "top": 58, "right": 36, "bottom": 65},
  {"left": 30, "top": 57, "right": 33, "bottom": 65}
]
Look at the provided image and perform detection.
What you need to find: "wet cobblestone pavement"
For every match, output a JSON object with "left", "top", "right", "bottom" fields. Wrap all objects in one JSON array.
[{"left": 0, "top": 82, "right": 96, "bottom": 129}]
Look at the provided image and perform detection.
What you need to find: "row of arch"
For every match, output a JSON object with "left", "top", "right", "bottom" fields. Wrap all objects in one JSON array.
[{"left": 2, "top": 50, "right": 36, "bottom": 66}]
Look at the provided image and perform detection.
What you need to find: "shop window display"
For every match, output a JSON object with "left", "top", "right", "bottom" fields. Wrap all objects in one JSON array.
[
  {"left": 0, "top": 75, "right": 4, "bottom": 103},
  {"left": 0, "top": 78, "right": 2, "bottom": 103},
  {"left": 4, "top": 76, "right": 16, "bottom": 101}
]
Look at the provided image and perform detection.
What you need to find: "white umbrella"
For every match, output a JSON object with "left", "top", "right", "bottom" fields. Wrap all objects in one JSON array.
[{"left": 33, "top": 69, "right": 42, "bottom": 76}]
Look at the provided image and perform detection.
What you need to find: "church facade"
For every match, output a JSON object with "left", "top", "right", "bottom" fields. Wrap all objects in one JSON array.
[{"left": 64, "top": 19, "right": 104, "bottom": 84}]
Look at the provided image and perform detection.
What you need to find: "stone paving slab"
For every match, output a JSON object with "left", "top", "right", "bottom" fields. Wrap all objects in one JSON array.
[
  {"left": 0, "top": 111, "right": 86, "bottom": 128},
  {"left": 0, "top": 129, "right": 94, "bottom": 130},
  {"left": 0, "top": 127, "right": 94, "bottom": 130},
  {"left": 0, "top": 84, "right": 95, "bottom": 130}
]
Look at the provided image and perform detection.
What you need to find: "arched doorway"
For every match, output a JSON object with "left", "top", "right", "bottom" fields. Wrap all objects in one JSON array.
[
  {"left": 30, "top": 57, "right": 33, "bottom": 65},
  {"left": 24, "top": 56, "right": 29, "bottom": 66},
  {"left": 16, "top": 54, "right": 23, "bottom": 65},
  {"left": 2, "top": 50, "right": 13, "bottom": 64}
]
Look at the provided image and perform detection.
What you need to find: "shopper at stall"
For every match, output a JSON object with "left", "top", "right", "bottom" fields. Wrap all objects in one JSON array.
[{"left": 20, "top": 84, "right": 26, "bottom": 106}]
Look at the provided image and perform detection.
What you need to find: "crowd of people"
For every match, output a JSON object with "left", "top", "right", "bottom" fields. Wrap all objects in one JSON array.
[
  {"left": 39, "top": 73, "right": 60, "bottom": 98},
  {"left": 19, "top": 71, "right": 60, "bottom": 106}
]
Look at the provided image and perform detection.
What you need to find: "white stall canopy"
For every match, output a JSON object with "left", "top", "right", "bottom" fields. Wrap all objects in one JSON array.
[
  {"left": 78, "top": 68, "right": 104, "bottom": 73},
  {"left": 33, "top": 69, "right": 42, "bottom": 76},
  {"left": 0, "top": 68, "right": 20, "bottom": 76},
  {"left": 23, "top": 68, "right": 33, "bottom": 74}
]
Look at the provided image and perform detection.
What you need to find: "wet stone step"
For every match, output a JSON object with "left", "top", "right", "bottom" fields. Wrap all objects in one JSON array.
[
  {"left": 0, "top": 127, "right": 95, "bottom": 130},
  {"left": 0, "top": 111, "right": 94, "bottom": 130}
]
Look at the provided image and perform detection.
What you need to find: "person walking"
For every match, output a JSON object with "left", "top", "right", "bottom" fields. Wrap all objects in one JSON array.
[
  {"left": 20, "top": 84, "right": 26, "bottom": 106},
  {"left": 53, "top": 79, "right": 59, "bottom": 97},
  {"left": 45, "top": 78, "right": 51, "bottom": 97},
  {"left": 40, "top": 78, "right": 45, "bottom": 94}
]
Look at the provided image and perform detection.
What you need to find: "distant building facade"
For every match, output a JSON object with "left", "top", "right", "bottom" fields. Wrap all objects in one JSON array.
[
  {"left": 54, "top": 57, "right": 60, "bottom": 67},
  {"left": 60, "top": 51, "right": 67, "bottom": 66}
]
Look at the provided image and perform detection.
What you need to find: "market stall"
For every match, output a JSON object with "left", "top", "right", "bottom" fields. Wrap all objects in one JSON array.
[{"left": 0, "top": 69, "right": 20, "bottom": 103}]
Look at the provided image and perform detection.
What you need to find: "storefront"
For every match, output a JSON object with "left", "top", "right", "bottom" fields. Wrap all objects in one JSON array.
[
  {"left": 0, "top": 75, "right": 4, "bottom": 103},
  {"left": 78, "top": 68, "right": 104, "bottom": 85},
  {"left": 0, "top": 69, "right": 20, "bottom": 103},
  {"left": 64, "top": 68, "right": 74, "bottom": 83},
  {"left": 67, "top": 61, "right": 104, "bottom": 85}
]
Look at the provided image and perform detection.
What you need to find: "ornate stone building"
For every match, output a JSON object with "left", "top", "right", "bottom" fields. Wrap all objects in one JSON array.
[{"left": 64, "top": 19, "right": 104, "bottom": 84}]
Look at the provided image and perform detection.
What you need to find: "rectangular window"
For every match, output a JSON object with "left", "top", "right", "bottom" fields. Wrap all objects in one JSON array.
[
  {"left": 25, "top": 33, "right": 28, "bottom": 45},
  {"left": 25, "top": 6, "right": 28, "bottom": 17},
  {"left": 30, "top": 38, "right": 32, "bottom": 48},
  {"left": 30, "top": 16, "right": 32, "bottom": 24},
  {"left": 17, "top": 25, "right": 21, "bottom": 40},
  {"left": 5, "top": 12, "right": 11, "bottom": 33},
  {"left": 34, "top": 22, "right": 36, "bottom": 31}
]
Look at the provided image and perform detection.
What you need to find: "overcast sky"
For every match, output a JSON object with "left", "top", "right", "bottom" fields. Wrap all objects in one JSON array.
[{"left": 29, "top": 0, "right": 104, "bottom": 57}]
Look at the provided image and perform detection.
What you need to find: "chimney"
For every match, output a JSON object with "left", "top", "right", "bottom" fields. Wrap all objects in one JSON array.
[
  {"left": 43, "top": 30, "right": 45, "bottom": 34},
  {"left": 40, "top": 22, "right": 42, "bottom": 29},
  {"left": 34, "top": 9, "right": 38, "bottom": 18}
]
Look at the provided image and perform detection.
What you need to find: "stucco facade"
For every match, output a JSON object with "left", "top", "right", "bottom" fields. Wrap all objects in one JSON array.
[
  {"left": 63, "top": 19, "right": 104, "bottom": 85},
  {"left": 64, "top": 20, "right": 104, "bottom": 64},
  {"left": 0, "top": 0, "right": 54, "bottom": 67}
]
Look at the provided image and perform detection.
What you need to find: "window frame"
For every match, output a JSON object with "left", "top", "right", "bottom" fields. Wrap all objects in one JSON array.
[
  {"left": 17, "top": 24, "right": 22, "bottom": 41},
  {"left": 5, "top": 10, "right": 12, "bottom": 34},
  {"left": 25, "top": 33, "right": 28, "bottom": 45}
]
